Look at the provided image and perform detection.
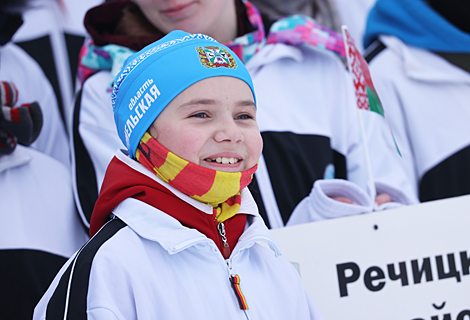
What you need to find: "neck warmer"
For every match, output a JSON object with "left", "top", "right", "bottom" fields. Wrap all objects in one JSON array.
[
  {"left": 136, "top": 132, "right": 257, "bottom": 223},
  {"left": 90, "top": 155, "right": 247, "bottom": 258},
  {"left": 78, "top": 0, "right": 345, "bottom": 87},
  {"left": 363, "top": 0, "right": 470, "bottom": 53}
]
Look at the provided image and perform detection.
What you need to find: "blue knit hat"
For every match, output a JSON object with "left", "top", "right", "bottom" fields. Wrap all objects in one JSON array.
[{"left": 112, "top": 30, "right": 256, "bottom": 158}]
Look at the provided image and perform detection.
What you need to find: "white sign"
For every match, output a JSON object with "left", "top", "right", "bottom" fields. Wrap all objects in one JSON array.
[{"left": 270, "top": 195, "right": 470, "bottom": 320}]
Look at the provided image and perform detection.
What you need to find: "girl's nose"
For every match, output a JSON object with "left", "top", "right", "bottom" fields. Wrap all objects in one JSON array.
[{"left": 214, "top": 118, "right": 243, "bottom": 143}]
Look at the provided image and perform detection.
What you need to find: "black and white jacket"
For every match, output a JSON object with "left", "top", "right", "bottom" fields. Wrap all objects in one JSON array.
[{"left": 0, "top": 146, "right": 88, "bottom": 319}]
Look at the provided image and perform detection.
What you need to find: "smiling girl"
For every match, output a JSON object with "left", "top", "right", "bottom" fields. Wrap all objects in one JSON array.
[{"left": 33, "top": 31, "right": 323, "bottom": 320}]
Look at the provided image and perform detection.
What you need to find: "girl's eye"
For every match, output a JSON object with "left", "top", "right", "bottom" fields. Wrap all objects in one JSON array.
[
  {"left": 236, "top": 113, "right": 254, "bottom": 120},
  {"left": 190, "top": 112, "right": 208, "bottom": 118}
]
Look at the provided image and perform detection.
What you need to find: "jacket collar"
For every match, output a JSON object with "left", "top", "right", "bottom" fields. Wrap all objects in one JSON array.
[{"left": 381, "top": 35, "right": 470, "bottom": 84}]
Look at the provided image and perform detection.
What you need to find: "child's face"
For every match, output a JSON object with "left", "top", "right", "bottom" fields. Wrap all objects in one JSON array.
[
  {"left": 148, "top": 76, "right": 262, "bottom": 173},
  {"left": 134, "top": 0, "right": 235, "bottom": 42}
]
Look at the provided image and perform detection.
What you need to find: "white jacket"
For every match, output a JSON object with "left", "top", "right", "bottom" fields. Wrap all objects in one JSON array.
[
  {"left": 368, "top": 35, "right": 470, "bottom": 202},
  {"left": 34, "top": 150, "right": 323, "bottom": 320}
]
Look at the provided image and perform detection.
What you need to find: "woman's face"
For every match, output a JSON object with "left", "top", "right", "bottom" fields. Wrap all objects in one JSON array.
[{"left": 134, "top": 0, "right": 237, "bottom": 43}]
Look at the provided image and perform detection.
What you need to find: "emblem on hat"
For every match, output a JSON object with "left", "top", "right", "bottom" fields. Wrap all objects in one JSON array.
[{"left": 196, "top": 46, "right": 237, "bottom": 69}]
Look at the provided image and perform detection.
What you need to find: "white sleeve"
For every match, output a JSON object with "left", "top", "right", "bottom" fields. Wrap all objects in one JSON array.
[{"left": 287, "top": 179, "right": 374, "bottom": 225}]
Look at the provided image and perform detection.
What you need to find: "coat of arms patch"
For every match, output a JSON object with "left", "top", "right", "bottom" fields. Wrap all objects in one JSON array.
[{"left": 196, "top": 46, "right": 237, "bottom": 69}]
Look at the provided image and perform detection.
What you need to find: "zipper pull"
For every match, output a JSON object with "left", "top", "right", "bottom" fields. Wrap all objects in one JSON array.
[
  {"left": 217, "top": 222, "right": 230, "bottom": 259},
  {"left": 230, "top": 274, "right": 249, "bottom": 310}
]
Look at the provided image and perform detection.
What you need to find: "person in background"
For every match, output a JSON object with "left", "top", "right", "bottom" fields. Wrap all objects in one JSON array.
[
  {"left": 72, "top": 0, "right": 416, "bottom": 231},
  {"left": 0, "top": 80, "right": 88, "bottom": 319},
  {"left": 363, "top": 0, "right": 470, "bottom": 202},
  {"left": 33, "top": 30, "right": 324, "bottom": 319}
]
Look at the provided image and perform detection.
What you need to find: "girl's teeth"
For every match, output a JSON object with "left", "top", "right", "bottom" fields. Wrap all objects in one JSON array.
[{"left": 214, "top": 157, "right": 238, "bottom": 164}]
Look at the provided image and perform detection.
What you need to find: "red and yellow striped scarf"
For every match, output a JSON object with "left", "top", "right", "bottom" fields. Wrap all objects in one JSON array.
[{"left": 136, "top": 132, "right": 257, "bottom": 222}]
